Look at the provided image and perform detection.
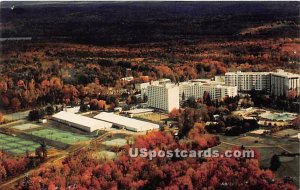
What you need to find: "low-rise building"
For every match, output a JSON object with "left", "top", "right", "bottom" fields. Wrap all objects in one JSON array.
[
  {"left": 121, "top": 76, "right": 134, "bottom": 82},
  {"left": 94, "top": 112, "right": 159, "bottom": 132},
  {"left": 52, "top": 111, "right": 112, "bottom": 132}
]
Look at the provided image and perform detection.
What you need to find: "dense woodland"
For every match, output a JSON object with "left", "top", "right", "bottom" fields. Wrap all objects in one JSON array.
[
  {"left": 0, "top": 37, "right": 299, "bottom": 113},
  {"left": 0, "top": 151, "right": 29, "bottom": 183},
  {"left": 16, "top": 128, "right": 296, "bottom": 190},
  {"left": 0, "top": 2, "right": 299, "bottom": 113}
]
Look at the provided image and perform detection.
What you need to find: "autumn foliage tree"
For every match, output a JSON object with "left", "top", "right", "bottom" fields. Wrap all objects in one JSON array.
[
  {"left": 0, "top": 112, "right": 3, "bottom": 123},
  {"left": 168, "top": 108, "right": 181, "bottom": 120},
  {"left": 16, "top": 130, "right": 296, "bottom": 190},
  {"left": 10, "top": 97, "right": 21, "bottom": 111},
  {"left": 0, "top": 151, "right": 30, "bottom": 183}
]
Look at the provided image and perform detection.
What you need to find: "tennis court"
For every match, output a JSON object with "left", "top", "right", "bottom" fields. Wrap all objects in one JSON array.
[
  {"left": 12, "top": 123, "right": 42, "bottom": 131},
  {"left": 28, "top": 127, "right": 91, "bottom": 144},
  {"left": 0, "top": 133, "right": 40, "bottom": 155},
  {"left": 102, "top": 138, "right": 127, "bottom": 147},
  {"left": 97, "top": 150, "right": 116, "bottom": 160}
]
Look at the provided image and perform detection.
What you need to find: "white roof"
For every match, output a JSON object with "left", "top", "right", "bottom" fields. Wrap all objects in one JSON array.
[
  {"left": 126, "top": 109, "right": 154, "bottom": 114},
  {"left": 271, "top": 70, "right": 300, "bottom": 78},
  {"left": 94, "top": 112, "right": 159, "bottom": 132},
  {"left": 52, "top": 111, "right": 112, "bottom": 132},
  {"left": 225, "top": 71, "right": 270, "bottom": 75}
]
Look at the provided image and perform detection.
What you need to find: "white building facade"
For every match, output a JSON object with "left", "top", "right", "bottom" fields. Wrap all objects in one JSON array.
[
  {"left": 179, "top": 81, "right": 237, "bottom": 101},
  {"left": 147, "top": 83, "right": 179, "bottom": 112},
  {"left": 224, "top": 70, "right": 300, "bottom": 96},
  {"left": 135, "top": 82, "right": 150, "bottom": 96},
  {"left": 225, "top": 71, "right": 270, "bottom": 91},
  {"left": 270, "top": 69, "right": 300, "bottom": 96}
]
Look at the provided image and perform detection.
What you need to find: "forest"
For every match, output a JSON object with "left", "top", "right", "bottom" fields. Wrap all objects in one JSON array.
[
  {"left": 0, "top": 2, "right": 299, "bottom": 113},
  {"left": 0, "top": 37, "right": 299, "bottom": 113},
  {"left": 1, "top": 2, "right": 299, "bottom": 44},
  {"left": 15, "top": 127, "right": 296, "bottom": 190},
  {"left": 0, "top": 151, "right": 30, "bottom": 183}
]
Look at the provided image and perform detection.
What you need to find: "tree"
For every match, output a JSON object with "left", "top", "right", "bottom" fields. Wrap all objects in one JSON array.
[
  {"left": 0, "top": 112, "right": 3, "bottom": 123},
  {"left": 11, "top": 97, "right": 21, "bottom": 111},
  {"left": 288, "top": 90, "right": 297, "bottom": 99},
  {"left": 89, "top": 99, "right": 99, "bottom": 110},
  {"left": 98, "top": 100, "right": 106, "bottom": 110},
  {"left": 1, "top": 95, "right": 10, "bottom": 108},
  {"left": 45, "top": 105, "right": 55, "bottom": 115},
  {"left": 203, "top": 91, "right": 211, "bottom": 105},
  {"left": 28, "top": 109, "right": 44, "bottom": 121},
  {"left": 143, "top": 94, "right": 148, "bottom": 102},
  {"left": 169, "top": 108, "right": 180, "bottom": 120},
  {"left": 80, "top": 104, "right": 89, "bottom": 112},
  {"left": 182, "top": 92, "right": 186, "bottom": 101},
  {"left": 183, "top": 96, "right": 196, "bottom": 108},
  {"left": 48, "top": 181, "right": 56, "bottom": 190},
  {"left": 270, "top": 154, "right": 281, "bottom": 171}
]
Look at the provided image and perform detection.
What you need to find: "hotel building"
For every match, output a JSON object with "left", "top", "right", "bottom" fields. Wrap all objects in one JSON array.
[
  {"left": 224, "top": 69, "right": 300, "bottom": 96},
  {"left": 270, "top": 69, "right": 300, "bottom": 96},
  {"left": 147, "top": 83, "right": 179, "bottom": 112},
  {"left": 225, "top": 71, "right": 270, "bottom": 91},
  {"left": 135, "top": 78, "right": 172, "bottom": 96},
  {"left": 179, "top": 79, "right": 238, "bottom": 101}
]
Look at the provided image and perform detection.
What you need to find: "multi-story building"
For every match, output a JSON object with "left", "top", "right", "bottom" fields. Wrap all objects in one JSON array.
[
  {"left": 135, "top": 82, "right": 150, "bottom": 96},
  {"left": 224, "top": 70, "right": 300, "bottom": 96},
  {"left": 270, "top": 69, "right": 300, "bottom": 96},
  {"left": 147, "top": 83, "right": 179, "bottom": 112},
  {"left": 135, "top": 78, "right": 172, "bottom": 97},
  {"left": 146, "top": 70, "right": 299, "bottom": 112},
  {"left": 179, "top": 80, "right": 237, "bottom": 101},
  {"left": 225, "top": 71, "right": 270, "bottom": 91}
]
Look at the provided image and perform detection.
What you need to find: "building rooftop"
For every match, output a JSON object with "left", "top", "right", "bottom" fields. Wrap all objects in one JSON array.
[
  {"left": 225, "top": 70, "right": 300, "bottom": 78},
  {"left": 225, "top": 71, "right": 270, "bottom": 75},
  {"left": 94, "top": 112, "right": 159, "bottom": 132},
  {"left": 179, "top": 80, "right": 233, "bottom": 88},
  {"left": 52, "top": 111, "right": 112, "bottom": 131},
  {"left": 271, "top": 69, "right": 300, "bottom": 78},
  {"left": 125, "top": 108, "right": 154, "bottom": 114}
]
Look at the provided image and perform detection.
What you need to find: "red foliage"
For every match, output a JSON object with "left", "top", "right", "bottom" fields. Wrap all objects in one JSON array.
[
  {"left": 0, "top": 151, "right": 30, "bottom": 183},
  {"left": 0, "top": 112, "right": 3, "bottom": 123},
  {"left": 15, "top": 130, "right": 296, "bottom": 190}
]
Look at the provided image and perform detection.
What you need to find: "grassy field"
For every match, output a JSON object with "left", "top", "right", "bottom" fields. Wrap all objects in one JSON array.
[
  {"left": 0, "top": 133, "right": 40, "bottom": 155},
  {"left": 28, "top": 128, "right": 91, "bottom": 144},
  {"left": 134, "top": 112, "right": 168, "bottom": 124}
]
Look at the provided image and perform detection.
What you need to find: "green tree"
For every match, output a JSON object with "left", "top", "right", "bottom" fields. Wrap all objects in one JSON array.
[{"left": 270, "top": 154, "right": 281, "bottom": 171}]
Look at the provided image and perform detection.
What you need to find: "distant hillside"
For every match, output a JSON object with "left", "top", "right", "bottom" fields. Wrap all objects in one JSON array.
[{"left": 0, "top": 2, "right": 299, "bottom": 44}]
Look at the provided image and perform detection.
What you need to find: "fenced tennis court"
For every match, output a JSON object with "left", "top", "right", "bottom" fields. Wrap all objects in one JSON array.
[
  {"left": 28, "top": 127, "right": 91, "bottom": 144},
  {"left": 0, "top": 133, "right": 40, "bottom": 155},
  {"left": 102, "top": 138, "right": 127, "bottom": 147},
  {"left": 12, "top": 123, "right": 42, "bottom": 131}
]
